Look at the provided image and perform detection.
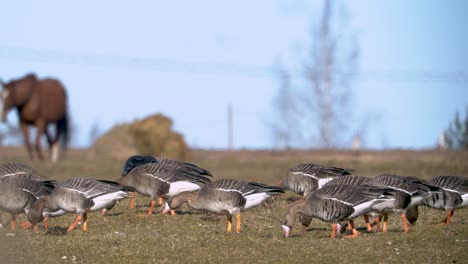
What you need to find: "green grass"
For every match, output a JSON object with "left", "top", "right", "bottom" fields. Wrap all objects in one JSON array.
[{"left": 0, "top": 148, "right": 467, "bottom": 263}]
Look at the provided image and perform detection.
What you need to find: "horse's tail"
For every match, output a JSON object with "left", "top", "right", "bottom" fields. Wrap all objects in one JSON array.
[{"left": 57, "top": 113, "right": 70, "bottom": 149}]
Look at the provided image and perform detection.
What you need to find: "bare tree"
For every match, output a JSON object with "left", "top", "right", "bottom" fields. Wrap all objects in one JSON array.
[
  {"left": 445, "top": 106, "right": 468, "bottom": 149},
  {"left": 269, "top": 65, "right": 303, "bottom": 149},
  {"left": 270, "top": 0, "right": 359, "bottom": 148},
  {"left": 303, "top": 0, "right": 358, "bottom": 147}
]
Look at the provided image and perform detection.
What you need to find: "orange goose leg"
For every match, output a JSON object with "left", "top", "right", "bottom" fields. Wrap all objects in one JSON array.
[
  {"left": 331, "top": 223, "right": 337, "bottom": 239},
  {"left": 43, "top": 216, "right": 49, "bottom": 229},
  {"left": 147, "top": 200, "right": 157, "bottom": 216},
  {"left": 19, "top": 221, "right": 32, "bottom": 229},
  {"left": 10, "top": 216, "right": 16, "bottom": 231},
  {"left": 67, "top": 215, "right": 82, "bottom": 232},
  {"left": 82, "top": 212, "right": 88, "bottom": 232},
  {"left": 364, "top": 215, "right": 374, "bottom": 232},
  {"left": 236, "top": 214, "right": 241, "bottom": 233},
  {"left": 445, "top": 210, "right": 454, "bottom": 224},
  {"left": 129, "top": 192, "right": 135, "bottom": 208},
  {"left": 382, "top": 214, "right": 389, "bottom": 233},
  {"left": 227, "top": 216, "right": 233, "bottom": 233},
  {"left": 344, "top": 220, "right": 360, "bottom": 238},
  {"left": 401, "top": 213, "right": 410, "bottom": 233},
  {"left": 374, "top": 215, "right": 381, "bottom": 231},
  {"left": 158, "top": 197, "right": 164, "bottom": 206}
]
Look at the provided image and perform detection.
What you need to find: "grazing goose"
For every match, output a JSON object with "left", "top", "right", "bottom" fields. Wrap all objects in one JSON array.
[
  {"left": 27, "top": 178, "right": 134, "bottom": 232},
  {"left": 168, "top": 179, "right": 284, "bottom": 233},
  {"left": 321, "top": 175, "right": 378, "bottom": 232},
  {"left": 366, "top": 174, "right": 439, "bottom": 233},
  {"left": 422, "top": 175, "right": 468, "bottom": 224},
  {"left": 0, "top": 162, "right": 45, "bottom": 181},
  {"left": 119, "top": 162, "right": 212, "bottom": 216},
  {"left": 0, "top": 176, "right": 55, "bottom": 230},
  {"left": 121, "top": 155, "right": 212, "bottom": 210},
  {"left": 284, "top": 163, "right": 351, "bottom": 196},
  {"left": 281, "top": 183, "right": 393, "bottom": 238}
]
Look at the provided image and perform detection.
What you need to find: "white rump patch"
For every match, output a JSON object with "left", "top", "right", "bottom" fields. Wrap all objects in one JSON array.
[
  {"left": 349, "top": 200, "right": 378, "bottom": 219},
  {"left": 244, "top": 193, "right": 269, "bottom": 210},
  {"left": 167, "top": 181, "right": 201, "bottom": 197},
  {"left": 318, "top": 178, "right": 333, "bottom": 189},
  {"left": 459, "top": 193, "right": 468, "bottom": 208},
  {"left": 90, "top": 191, "right": 129, "bottom": 211}
]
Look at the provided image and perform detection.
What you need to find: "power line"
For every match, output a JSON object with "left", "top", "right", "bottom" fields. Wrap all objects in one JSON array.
[{"left": 0, "top": 45, "right": 467, "bottom": 83}]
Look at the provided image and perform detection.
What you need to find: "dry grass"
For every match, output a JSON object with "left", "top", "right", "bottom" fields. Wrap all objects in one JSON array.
[{"left": 0, "top": 147, "right": 467, "bottom": 263}]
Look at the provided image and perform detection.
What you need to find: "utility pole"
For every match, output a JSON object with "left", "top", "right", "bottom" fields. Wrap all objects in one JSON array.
[{"left": 228, "top": 103, "right": 233, "bottom": 151}]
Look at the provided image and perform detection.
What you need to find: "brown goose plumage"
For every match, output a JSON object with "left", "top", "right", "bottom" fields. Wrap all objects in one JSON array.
[
  {"left": 0, "top": 162, "right": 45, "bottom": 181},
  {"left": 366, "top": 174, "right": 438, "bottom": 233},
  {"left": 422, "top": 175, "right": 468, "bottom": 224},
  {"left": 27, "top": 178, "right": 133, "bottom": 232},
  {"left": 0, "top": 176, "right": 55, "bottom": 230},
  {"left": 119, "top": 161, "right": 211, "bottom": 216},
  {"left": 168, "top": 179, "right": 284, "bottom": 233},
  {"left": 282, "top": 183, "right": 394, "bottom": 238},
  {"left": 284, "top": 163, "right": 351, "bottom": 196}
]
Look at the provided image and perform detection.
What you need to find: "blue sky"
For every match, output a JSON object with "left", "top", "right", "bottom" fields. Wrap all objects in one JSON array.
[{"left": 0, "top": 1, "right": 467, "bottom": 149}]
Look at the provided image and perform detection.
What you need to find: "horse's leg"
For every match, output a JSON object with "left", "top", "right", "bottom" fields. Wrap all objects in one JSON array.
[
  {"left": 45, "top": 126, "right": 58, "bottom": 161},
  {"left": 20, "top": 122, "right": 34, "bottom": 160},
  {"left": 34, "top": 119, "right": 46, "bottom": 160}
]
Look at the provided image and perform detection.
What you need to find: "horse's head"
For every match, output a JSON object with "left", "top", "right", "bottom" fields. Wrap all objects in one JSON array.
[
  {"left": 0, "top": 74, "right": 37, "bottom": 122},
  {"left": 0, "top": 80, "right": 13, "bottom": 122}
]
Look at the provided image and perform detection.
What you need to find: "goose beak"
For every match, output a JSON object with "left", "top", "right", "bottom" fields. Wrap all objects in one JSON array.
[{"left": 282, "top": 225, "right": 291, "bottom": 238}]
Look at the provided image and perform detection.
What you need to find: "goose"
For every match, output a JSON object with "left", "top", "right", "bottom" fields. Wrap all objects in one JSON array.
[
  {"left": 322, "top": 175, "right": 378, "bottom": 232},
  {"left": 27, "top": 178, "right": 134, "bottom": 232},
  {"left": 0, "top": 161, "right": 45, "bottom": 181},
  {"left": 121, "top": 155, "right": 212, "bottom": 210},
  {"left": 0, "top": 176, "right": 55, "bottom": 230},
  {"left": 422, "top": 175, "right": 468, "bottom": 224},
  {"left": 118, "top": 162, "right": 211, "bottom": 216},
  {"left": 167, "top": 179, "right": 284, "bottom": 233},
  {"left": 281, "top": 183, "right": 394, "bottom": 238},
  {"left": 366, "top": 174, "right": 439, "bottom": 233},
  {"left": 284, "top": 163, "right": 351, "bottom": 196}
]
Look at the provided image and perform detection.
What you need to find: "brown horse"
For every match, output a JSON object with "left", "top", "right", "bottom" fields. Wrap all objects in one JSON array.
[{"left": 0, "top": 73, "right": 69, "bottom": 161}]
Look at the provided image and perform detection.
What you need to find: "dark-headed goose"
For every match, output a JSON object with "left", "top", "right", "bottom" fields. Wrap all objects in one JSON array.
[
  {"left": 284, "top": 163, "right": 351, "bottom": 196},
  {"left": 121, "top": 155, "right": 212, "bottom": 211},
  {"left": 119, "top": 162, "right": 211, "bottom": 216},
  {"left": 422, "top": 175, "right": 468, "bottom": 224},
  {"left": 27, "top": 178, "right": 134, "bottom": 232},
  {"left": 281, "top": 183, "right": 393, "bottom": 238},
  {"left": 168, "top": 179, "right": 284, "bottom": 233}
]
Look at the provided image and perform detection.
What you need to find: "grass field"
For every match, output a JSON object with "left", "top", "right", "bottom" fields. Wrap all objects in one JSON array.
[{"left": 0, "top": 147, "right": 467, "bottom": 263}]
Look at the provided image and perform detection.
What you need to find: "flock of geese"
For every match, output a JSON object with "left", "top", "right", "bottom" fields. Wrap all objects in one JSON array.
[{"left": 0, "top": 156, "right": 467, "bottom": 239}]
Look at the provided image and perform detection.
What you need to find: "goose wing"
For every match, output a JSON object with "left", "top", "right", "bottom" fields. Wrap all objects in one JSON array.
[
  {"left": 429, "top": 176, "right": 468, "bottom": 194},
  {"left": 0, "top": 162, "right": 44, "bottom": 180},
  {"left": 155, "top": 157, "right": 212, "bottom": 177},
  {"left": 316, "top": 184, "right": 384, "bottom": 206},
  {"left": 289, "top": 163, "right": 351, "bottom": 179},
  {"left": 60, "top": 178, "right": 123, "bottom": 200},
  {"left": 135, "top": 163, "right": 211, "bottom": 185},
  {"left": 324, "top": 175, "right": 371, "bottom": 186}
]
